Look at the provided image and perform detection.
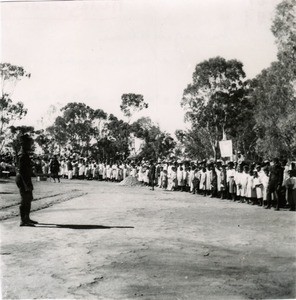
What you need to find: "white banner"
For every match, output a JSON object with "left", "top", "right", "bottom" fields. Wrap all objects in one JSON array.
[{"left": 219, "top": 140, "right": 233, "bottom": 157}]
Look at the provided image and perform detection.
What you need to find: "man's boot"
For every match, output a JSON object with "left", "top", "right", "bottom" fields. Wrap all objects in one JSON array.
[
  {"left": 26, "top": 214, "right": 38, "bottom": 224},
  {"left": 20, "top": 207, "right": 35, "bottom": 227},
  {"left": 26, "top": 204, "right": 38, "bottom": 224}
]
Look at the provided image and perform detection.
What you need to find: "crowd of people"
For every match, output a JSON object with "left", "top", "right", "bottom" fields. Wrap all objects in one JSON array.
[{"left": 1, "top": 152, "right": 296, "bottom": 212}]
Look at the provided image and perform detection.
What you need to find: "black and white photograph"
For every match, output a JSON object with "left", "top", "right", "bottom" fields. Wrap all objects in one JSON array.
[{"left": 0, "top": 0, "right": 295, "bottom": 299}]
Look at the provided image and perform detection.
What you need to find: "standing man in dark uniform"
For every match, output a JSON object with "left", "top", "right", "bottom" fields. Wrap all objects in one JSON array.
[
  {"left": 16, "top": 134, "right": 38, "bottom": 227},
  {"left": 149, "top": 160, "right": 156, "bottom": 191},
  {"left": 266, "top": 157, "right": 284, "bottom": 211},
  {"left": 50, "top": 155, "right": 60, "bottom": 183}
]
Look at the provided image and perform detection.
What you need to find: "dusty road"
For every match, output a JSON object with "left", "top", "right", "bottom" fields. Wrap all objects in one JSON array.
[{"left": 0, "top": 178, "right": 295, "bottom": 299}]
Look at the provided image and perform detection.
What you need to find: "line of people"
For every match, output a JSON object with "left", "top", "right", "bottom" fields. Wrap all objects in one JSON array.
[
  {"left": 148, "top": 158, "right": 295, "bottom": 211},
  {"left": 30, "top": 155, "right": 296, "bottom": 211},
  {"left": 10, "top": 133, "right": 296, "bottom": 229}
]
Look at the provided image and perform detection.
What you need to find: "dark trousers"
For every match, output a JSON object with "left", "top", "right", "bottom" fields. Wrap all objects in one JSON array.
[
  {"left": 150, "top": 177, "right": 156, "bottom": 190},
  {"left": 266, "top": 185, "right": 279, "bottom": 208},
  {"left": 20, "top": 190, "right": 33, "bottom": 222},
  {"left": 51, "top": 172, "right": 60, "bottom": 182}
]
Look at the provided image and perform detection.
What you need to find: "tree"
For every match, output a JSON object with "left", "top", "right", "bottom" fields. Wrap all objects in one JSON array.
[
  {"left": 35, "top": 129, "right": 56, "bottom": 155},
  {"left": 251, "top": 61, "right": 296, "bottom": 159},
  {"left": 181, "top": 57, "right": 248, "bottom": 159},
  {"left": 48, "top": 102, "right": 108, "bottom": 155},
  {"left": 37, "top": 103, "right": 62, "bottom": 130},
  {"left": 8, "top": 125, "right": 35, "bottom": 159},
  {"left": 0, "top": 63, "right": 30, "bottom": 97},
  {"left": 120, "top": 93, "right": 148, "bottom": 122},
  {"left": 249, "top": 1, "right": 296, "bottom": 160},
  {"left": 131, "top": 117, "right": 176, "bottom": 161},
  {"left": 103, "top": 114, "right": 131, "bottom": 161},
  {"left": 175, "top": 128, "right": 216, "bottom": 160},
  {"left": 0, "top": 96, "right": 27, "bottom": 152},
  {"left": 271, "top": 0, "right": 296, "bottom": 79},
  {"left": 0, "top": 63, "right": 30, "bottom": 153}
]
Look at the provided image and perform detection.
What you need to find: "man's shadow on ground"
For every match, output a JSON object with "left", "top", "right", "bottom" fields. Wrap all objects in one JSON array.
[{"left": 34, "top": 223, "right": 134, "bottom": 230}]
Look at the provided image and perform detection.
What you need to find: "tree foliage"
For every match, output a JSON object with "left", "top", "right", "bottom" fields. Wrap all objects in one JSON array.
[
  {"left": 250, "top": 0, "right": 296, "bottom": 160},
  {"left": 47, "top": 102, "right": 108, "bottom": 155},
  {"left": 252, "top": 61, "right": 296, "bottom": 159},
  {"left": 0, "top": 63, "right": 31, "bottom": 97},
  {"left": 175, "top": 128, "right": 218, "bottom": 161},
  {"left": 120, "top": 93, "right": 148, "bottom": 121},
  {"left": 0, "top": 63, "right": 30, "bottom": 153},
  {"left": 271, "top": 0, "right": 296, "bottom": 78},
  {"left": 181, "top": 56, "right": 250, "bottom": 158},
  {"left": 35, "top": 129, "right": 53, "bottom": 155},
  {"left": 101, "top": 114, "right": 131, "bottom": 161},
  {"left": 131, "top": 117, "right": 176, "bottom": 161},
  {"left": 8, "top": 125, "right": 35, "bottom": 159}
]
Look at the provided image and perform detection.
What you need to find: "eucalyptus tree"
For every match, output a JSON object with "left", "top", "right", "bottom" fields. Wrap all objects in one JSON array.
[
  {"left": 48, "top": 102, "right": 108, "bottom": 155},
  {"left": 131, "top": 117, "right": 176, "bottom": 161},
  {"left": 120, "top": 93, "right": 148, "bottom": 122},
  {"left": 181, "top": 56, "right": 249, "bottom": 159},
  {"left": 251, "top": 0, "right": 296, "bottom": 159},
  {"left": 0, "top": 63, "right": 30, "bottom": 152}
]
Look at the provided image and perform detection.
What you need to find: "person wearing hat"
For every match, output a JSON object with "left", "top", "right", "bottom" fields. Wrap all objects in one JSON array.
[{"left": 15, "top": 134, "right": 38, "bottom": 227}]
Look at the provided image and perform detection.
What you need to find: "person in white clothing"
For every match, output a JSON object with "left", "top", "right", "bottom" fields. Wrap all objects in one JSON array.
[
  {"left": 215, "top": 162, "right": 222, "bottom": 198},
  {"left": 261, "top": 167, "right": 270, "bottom": 207},
  {"left": 253, "top": 170, "right": 263, "bottom": 206},
  {"left": 240, "top": 165, "right": 249, "bottom": 203},
  {"left": 189, "top": 167, "right": 195, "bottom": 193},
  {"left": 177, "top": 166, "right": 184, "bottom": 191},
  {"left": 199, "top": 167, "right": 207, "bottom": 196},
  {"left": 167, "top": 166, "right": 177, "bottom": 191},
  {"left": 227, "top": 162, "right": 236, "bottom": 201},
  {"left": 285, "top": 169, "right": 296, "bottom": 211},
  {"left": 234, "top": 164, "right": 243, "bottom": 202}
]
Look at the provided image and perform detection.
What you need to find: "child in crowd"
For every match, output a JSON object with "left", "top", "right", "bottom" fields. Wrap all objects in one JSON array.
[
  {"left": 162, "top": 170, "right": 168, "bottom": 189},
  {"left": 199, "top": 167, "right": 207, "bottom": 196},
  {"left": 240, "top": 165, "right": 249, "bottom": 203},
  {"left": 227, "top": 162, "right": 236, "bottom": 201},
  {"left": 210, "top": 164, "right": 217, "bottom": 198},
  {"left": 205, "top": 164, "right": 212, "bottom": 196},
  {"left": 235, "top": 164, "right": 243, "bottom": 202},
  {"left": 253, "top": 170, "right": 263, "bottom": 206},
  {"left": 167, "top": 166, "right": 177, "bottom": 191},
  {"left": 192, "top": 168, "right": 199, "bottom": 194},
  {"left": 177, "top": 166, "right": 184, "bottom": 191},
  {"left": 246, "top": 169, "right": 256, "bottom": 205},
  {"left": 285, "top": 169, "right": 296, "bottom": 211},
  {"left": 220, "top": 165, "right": 227, "bottom": 199},
  {"left": 261, "top": 167, "right": 270, "bottom": 207}
]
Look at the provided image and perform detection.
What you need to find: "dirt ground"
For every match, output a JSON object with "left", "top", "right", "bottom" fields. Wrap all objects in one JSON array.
[{"left": 0, "top": 178, "right": 295, "bottom": 299}]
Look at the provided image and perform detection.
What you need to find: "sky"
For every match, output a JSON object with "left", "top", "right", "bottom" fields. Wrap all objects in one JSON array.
[{"left": 1, "top": 0, "right": 281, "bottom": 134}]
